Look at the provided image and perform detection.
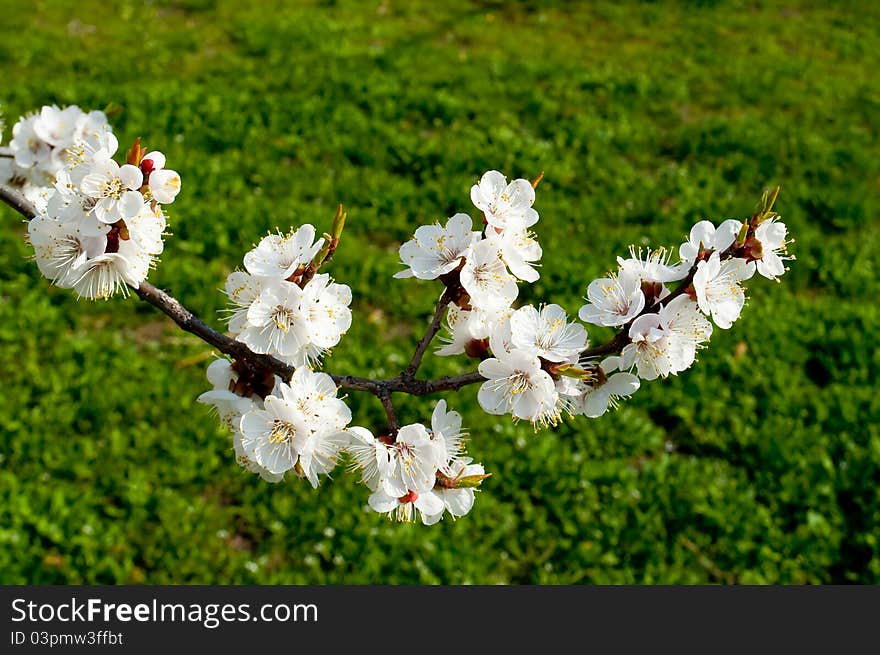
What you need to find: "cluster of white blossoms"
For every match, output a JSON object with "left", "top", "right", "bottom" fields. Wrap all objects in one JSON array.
[
  {"left": 4, "top": 104, "right": 181, "bottom": 299},
  {"left": 395, "top": 173, "right": 793, "bottom": 434},
  {"left": 2, "top": 105, "right": 111, "bottom": 199},
  {"left": 4, "top": 104, "right": 793, "bottom": 525},
  {"left": 198, "top": 357, "right": 486, "bottom": 524},
  {"left": 222, "top": 223, "right": 353, "bottom": 368},
  {"left": 349, "top": 400, "right": 487, "bottom": 524}
]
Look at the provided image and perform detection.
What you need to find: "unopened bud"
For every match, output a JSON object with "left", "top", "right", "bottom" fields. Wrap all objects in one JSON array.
[{"left": 140, "top": 157, "right": 157, "bottom": 176}]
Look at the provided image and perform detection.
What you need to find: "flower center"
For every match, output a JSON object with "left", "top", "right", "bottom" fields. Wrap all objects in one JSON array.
[
  {"left": 100, "top": 177, "right": 124, "bottom": 199},
  {"left": 269, "top": 419, "right": 298, "bottom": 444},
  {"left": 272, "top": 305, "right": 297, "bottom": 332},
  {"left": 508, "top": 370, "right": 533, "bottom": 395}
]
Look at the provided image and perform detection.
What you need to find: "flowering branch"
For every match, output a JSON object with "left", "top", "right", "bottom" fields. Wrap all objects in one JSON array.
[
  {"left": 0, "top": 178, "right": 483, "bottom": 400},
  {"left": 1, "top": 103, "right": 793, "bottom": 524}
]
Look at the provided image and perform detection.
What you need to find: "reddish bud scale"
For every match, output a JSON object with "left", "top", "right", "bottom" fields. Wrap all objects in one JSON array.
[
  {"left": 464, "top": 338, "right": 490, "bottom": 360},
  {"left": 438, "top": 269, "right": 469, "bottom": 308},
  {"left": 105, "top": 225, "right": 121, "bottom": 254},
  {"left": 377, "top": 435, "right": 395, "bottom": 445},
  {"left": 126, "top": 137, "right": 147, "bottom": 167},
  {"left": 587, "top": 363, "right": 607, "bottom": 388},
  {"left": 230, "top": 358, "right": 276, "bottom": 399},
  {"left": 641, "top": 280, "right": 665, "bottom": 306},
  {"left": 435, "top": 470, "right": 457, "bottom": 489},
  {"left": 741, "top": 236, "right": 764, "bottom": 262},
  {"left": 540, "top": 357, "right": 563, "bottom": 380},
  {"left": 398, "top": 490, "right": 419, "bottom": 504}
]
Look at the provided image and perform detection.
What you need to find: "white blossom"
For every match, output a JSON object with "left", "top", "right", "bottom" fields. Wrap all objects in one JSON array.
[
  {"left": 5, "top": 105, "right": 114, "bottom": 187},
  {"left": 239, "top": 393, "right": 313, "bottom": 475},
  {"left": 79, "top": 156, "right": 145, "bottom": 223},
  {"left": 430, "top": 399, "right": 466, "bottom": 466},
  {"left": 460, "top": 240, "right": 518, "bottom": 312},
  {"left": 620, "top": 313, "right": 674, "bottom": 381},
  {"left": 436, "top": 303, "right": 511, "bottom": 357},
  {"left": 196, "top": 358, "right": 286, "bottom": 484},
  {"left": 224, "top": 271, "right": 277, "bottom": 334},
  {"left": 363, "top": 422, "right": 448, "bottom": 522},
  {"left": 148, "top": 167, "right": 182, "bottom": 205},
  {"left": 300, "top": 273, "right": 352, "bottom": 352},
  {"left": 485, "top": 219, "right": 542, "bottom": 282},
  {"left": 233, "top": 430, "right": 285, "bottom": 483},
  {"left": 618, "top": 246, "right": 686, "bottom": 283},
  {"left": 383, "top": 423, "right": 445, "bottom": 494},
  {"left": 477, "top": 348, "right": 558, "bottom": 426},
  {"left": 658, "top": 295, "right": 713, "bottom": 373},
  {"left": 197, "top": 358, "right": 257, "bottom": 432},
  {"left": 422, "top": 458, "right": 485, "bottom": 525},
  {"left": 470, "top": 170, "right": 538, "bottom": 231},
  {"left": 393, "top": 213, "right": 480, "bottom": 280},
  {"left": 368, "top": 488, "right": 444, "bottom": 524},
  {"left": 679, "top": 219, "right": 742, "bottom": 265},
  {"left": 243, "top": 225, "right": 324, "bottom": 279},
  {"left": 753, "top": 219, "right": 791, "bottom": 280},
  {"left": 239, "top": 378, "right": 349, "bottom": 485},
  {"left": 10, "top": 113, "right": 52, "bottom": 171},
  {"left": 276, "top": 367, "right": 351, "bottom": 436},
  {"left": 33, "top": 105, "right": 82, "bottom": 149},
  {"left": 692, "top": 252, "right": 755, "bottom": 329},
  {"left": 66, "top": 128, "right": 119, "bottom": 186},
  {"left": 138, "top": 150, "right": 181, "bottom": 204},
  {"left": 125, "top": 203, "right": 166, "bottom": 255},
  {"left": 554, "top": 374, "right": 588, "bottom": 418},
  {"left": 44, "top": 171, "right": 110, "bottom": 238},
  {"left": 578, "top": 268, "right": 645, "bottom": 327},
  {"left": 579, "top": 356, "right": 640, "bottom": 417},
  {"left": 28, "top": 216, "right": 106, "bottom": 288},
  {"left": 347, "top": 426, "right": 396, "bottom": 491},
  {"left": 70, "top": 238, "right": 150, "bottom": 299},
  {"left": 436, "top": 303, "right": 477, "bottom": 356},
  {"left": 240, "top": 281, "right": 309, "bottom": 357},
  {"left": 509, "top": 304, "right": 588, "bottom": 363}
]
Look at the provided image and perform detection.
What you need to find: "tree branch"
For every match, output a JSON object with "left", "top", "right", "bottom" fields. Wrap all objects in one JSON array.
[
  {"left": 404, "top": 286, "right": 453, "bottom": 378},
  {"left": 0, "top": 181, "right": 486, "bottom": 430},
  {"left": 134, "top": 281, "right": 296, "bottom": 378},
  {"left": 0, "top": 184, "right": 35, "bottom": 219}
]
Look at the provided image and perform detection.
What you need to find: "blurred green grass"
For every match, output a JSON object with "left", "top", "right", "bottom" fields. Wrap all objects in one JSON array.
[{"left": 1, "top": 0, "right": 878, "bottom": 583}]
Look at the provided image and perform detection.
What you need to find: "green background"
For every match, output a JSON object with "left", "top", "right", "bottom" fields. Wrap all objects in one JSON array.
[{"left": 1, "top": 0, "right": 878, "bottom": 584}]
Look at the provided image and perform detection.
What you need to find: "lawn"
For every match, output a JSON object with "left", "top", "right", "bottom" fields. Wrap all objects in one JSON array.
[{"left": 1, "top": 0, "right": 878, "bottom": 583}]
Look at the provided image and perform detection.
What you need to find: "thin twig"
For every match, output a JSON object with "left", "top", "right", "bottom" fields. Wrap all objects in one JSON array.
[
  {"left": 135, "top": 281, "right": 296, "bottom": 378},
  {"left": 378, "top": 390, "right": 400, "bottom": 434},
  {"left": 404, "top": 287, "right": 453, "bottom": 378}
]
